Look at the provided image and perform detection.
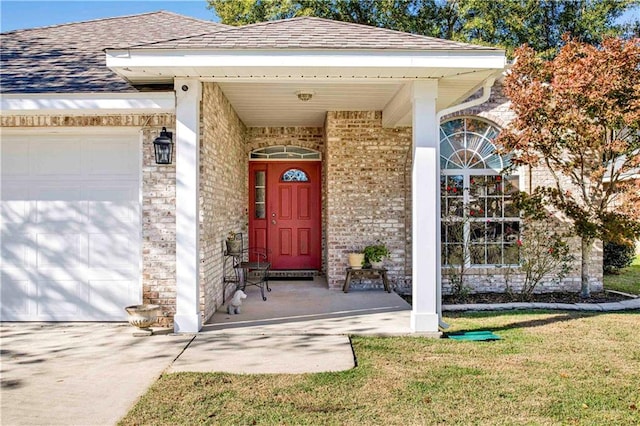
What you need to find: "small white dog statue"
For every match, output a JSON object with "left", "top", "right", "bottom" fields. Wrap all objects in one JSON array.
[{"left": 227, "top": 289, "right": 247, "bottom": 315}]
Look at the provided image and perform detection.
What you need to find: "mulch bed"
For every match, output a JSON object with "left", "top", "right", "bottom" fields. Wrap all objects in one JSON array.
[{"left": 443, "top": 291, "right": 632, "bottom": 305}]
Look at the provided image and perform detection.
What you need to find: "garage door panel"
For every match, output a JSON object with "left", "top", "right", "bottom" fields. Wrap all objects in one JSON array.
[
  {"left": 87, "top": 141, "right": 138, "bottom": 177},
  {"left": 89, "top": 234, "right": 137, "bottom": 269},
  {"left": 1, "top": 133, "right": 141, "bottom": 321},
  {"left": 36, "top": 233, "right": 86, "bottom": 269},
  {"left": 0, "top": 277, "right": 31, "bottom": 315},
  {"left": 36, "top": 279, "right": 87, "bottom": 316},
  {"left": 88, "top": 280, "right": 137, "bottom": 315},
  {"left": 88, "top": 188, "right": 139, "bottom": 230},
  {"left": 35, "top": 192, "right": 86, "bottom": 228},
  {"left": 1, "top": 187, "right": 32, "bottom": 226},
  {"left": 1, "top": 139, "right": 29, "bottom": 176},
  {"left": 32, "top": 140, "right": 82, "bottom": 176},
  {"left": 1, "top": 231, "right": 33, "bottom": 268}
]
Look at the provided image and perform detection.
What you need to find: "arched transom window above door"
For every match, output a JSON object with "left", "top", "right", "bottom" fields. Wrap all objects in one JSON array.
[
  {"left": 250, "top": 145, "right": 321, "bottom": 160},
  {"left": 440, "top": 117, "right": 520, "bottom": 267}
]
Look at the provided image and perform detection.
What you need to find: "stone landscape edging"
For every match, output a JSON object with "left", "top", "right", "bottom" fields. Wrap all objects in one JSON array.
[{"left": 443, "top": 298, "right": 640, "bottom": 312}]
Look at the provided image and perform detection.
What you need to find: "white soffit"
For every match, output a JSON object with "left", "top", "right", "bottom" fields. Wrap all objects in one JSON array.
[{"left": 0, "top": 92, "right": 175, "bottom": 115}]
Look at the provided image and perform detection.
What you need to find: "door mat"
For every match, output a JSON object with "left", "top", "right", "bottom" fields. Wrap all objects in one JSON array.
[
  {"left": 266, "top": 276, "right": 314, "bottom": 281},
  {"left": 446, "top": 331, "right": 501, "bottom": 341}
]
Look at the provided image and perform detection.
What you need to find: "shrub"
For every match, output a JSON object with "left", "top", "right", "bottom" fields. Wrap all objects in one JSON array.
[{"left": 603, "top": 242, "right": 635, "bottom": 274}]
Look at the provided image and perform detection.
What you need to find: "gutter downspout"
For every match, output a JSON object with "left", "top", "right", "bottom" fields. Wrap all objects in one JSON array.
[{"left": 434, "top": 75, "right": 498, "bottom": 330}]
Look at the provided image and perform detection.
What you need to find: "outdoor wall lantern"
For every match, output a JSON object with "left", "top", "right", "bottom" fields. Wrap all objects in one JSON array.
[{"left": 153, "top": 127, "right": 173, "bottom": 164}]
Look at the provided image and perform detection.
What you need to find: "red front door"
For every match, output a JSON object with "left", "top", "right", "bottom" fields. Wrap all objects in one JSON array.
[{"left": 249, "top": 161, "right": 321, "bottom": 270}]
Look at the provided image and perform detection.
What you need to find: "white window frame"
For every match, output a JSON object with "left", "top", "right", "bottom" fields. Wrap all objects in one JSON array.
[{"left": 440, "top": 116, "right": 520, "bottom": 268}]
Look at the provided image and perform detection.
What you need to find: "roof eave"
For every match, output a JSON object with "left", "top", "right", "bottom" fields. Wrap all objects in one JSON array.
[{"left": 106, "top": 48, "right": 506, "bottom": 84}]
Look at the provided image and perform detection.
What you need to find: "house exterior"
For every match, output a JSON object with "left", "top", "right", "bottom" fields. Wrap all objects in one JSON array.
[{"left": 0, "top": 11, "right": 600, "bottom": 333}]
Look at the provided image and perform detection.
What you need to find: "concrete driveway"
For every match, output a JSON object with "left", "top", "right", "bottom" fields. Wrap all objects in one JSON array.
[
  {"left": 0, "top": 323, "right": 193, "bottom": 426},
  {"left": 0, "top": 282, "right": 410, "bottom": 425}
]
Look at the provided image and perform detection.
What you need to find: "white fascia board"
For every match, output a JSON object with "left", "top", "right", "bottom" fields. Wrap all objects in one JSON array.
[
  {"left": 1, "top": 92, "right": 175, "bottom": 115},
  {"left": 106, "top": 48, "right": 506, "bottom": 72}
]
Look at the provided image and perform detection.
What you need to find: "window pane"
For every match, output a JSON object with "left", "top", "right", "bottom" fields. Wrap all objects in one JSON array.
[
  {"left": 470, "top": 244, "right": 486, "bottom": 264},
  {"left": 255, "top": 203, "right": 265, "bottom": 219},
  {"left": 486, "top": 175, "right": 503, "bottom": 195},
  {"left": 486, "top": 244, "right": 502, "bottom": 264},
  {"left": 254, "top": 171, "right": 266, "bottom": 219},
  {"left": 504, "top": 222, "right": 520, "bottom": 243},
  {"left": 281, "top": 168, "right": 309, "bottom": 182},
  {"left": 447, "top": 244, "right": 465, "bottom": 265},
  {"left": 487, "top": 198, "right": 502, "bottom": 217},
  {"left": 445, "top": 223, "right": 465, "bottom": 243},
  {"left": 470, "top": 175, "right": 486, "bottom": 196},
  {"left": 470, "top": 222, "right": 485, "bottom": 242},
  {"left": 504, "top": 199, "right": 519, "bottom": 217},
  {"left": 505, "top": 176, "right": 519, "bottom": 193},
  {"left": 504, "top": 243, "right": 519, "bottom": 264},
  {"left": 469, "top": 198, "right": 486, "bottom": 218},
  {"left": 486, "top": 222, "right": 503, "bottom": 242}
]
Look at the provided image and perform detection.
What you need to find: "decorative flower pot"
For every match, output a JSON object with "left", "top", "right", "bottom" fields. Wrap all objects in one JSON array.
[
  {"left": 370, "top": 260, "right": 384, "bottom": 269},
  {"left": 124, "top": 304, "right": 160, "bottom": 331},
  {"left": 348, "top": 253, "right": 365, "bottom": 269},
  {"left": 226, "top": 239, "right": 243, "bottom": 255}
]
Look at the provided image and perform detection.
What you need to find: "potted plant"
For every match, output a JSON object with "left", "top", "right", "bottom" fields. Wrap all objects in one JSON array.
[
  {"left": 364, "top": 243, "right": 389, "bottom": 269},
  {"left": 226, "top": 232, "right": 243, "bottom": 255},
  {"left": 348, "top": 251, "right": 365, "bottom": 269}
]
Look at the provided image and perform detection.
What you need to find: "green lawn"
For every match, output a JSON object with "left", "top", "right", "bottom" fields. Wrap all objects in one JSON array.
[
  {"left": 604, "top": 255, "right": 640, "bottom": 296},
  {"left": 120, "top": 311, "right": 640, "bottom": 425}
]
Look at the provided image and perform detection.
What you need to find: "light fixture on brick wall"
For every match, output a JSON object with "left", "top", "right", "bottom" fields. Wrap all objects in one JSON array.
[
  {"left": 153, "top": 127, "right": 173, "bottom": 164},
  {"left": 296, "top": 90, "right": 314, "bottom": 102}
]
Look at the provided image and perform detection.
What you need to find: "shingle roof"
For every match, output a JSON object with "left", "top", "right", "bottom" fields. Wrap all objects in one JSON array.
[
  {"left": 0, "top": 11, "right": 228, "bottom": 93},
  {"left": 129, "top": 16, "right": 497, "bottom": 51}
]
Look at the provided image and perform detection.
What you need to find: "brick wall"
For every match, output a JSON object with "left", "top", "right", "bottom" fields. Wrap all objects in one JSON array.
[
  {"left": 199, "top": 83, "right": 248, "bottom": 322},
  {"left": 325, "top": 111, "right": 413, "bottom": 289}
]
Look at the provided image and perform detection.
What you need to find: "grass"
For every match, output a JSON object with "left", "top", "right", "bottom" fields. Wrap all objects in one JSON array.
[
  {"left": 120, "top": 311, "right": 640, "bottom": 425},
  {"left": 604, "top": 255, "right": 640, "bottom": 296}
]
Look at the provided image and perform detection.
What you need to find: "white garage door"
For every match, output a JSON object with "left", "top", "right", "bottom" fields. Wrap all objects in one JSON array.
[{"left": 1, "top": 132, "right": 142, "bottom": 321}]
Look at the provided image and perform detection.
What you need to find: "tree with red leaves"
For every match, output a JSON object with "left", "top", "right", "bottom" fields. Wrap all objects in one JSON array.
[{"left": 498, "top": 37, "right": 640, "bottom": 297}]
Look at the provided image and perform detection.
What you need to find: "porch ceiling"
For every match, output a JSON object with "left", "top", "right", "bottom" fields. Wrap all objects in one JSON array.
[{"left": 107, "top": 49, "right": 505, "bottom": 127}]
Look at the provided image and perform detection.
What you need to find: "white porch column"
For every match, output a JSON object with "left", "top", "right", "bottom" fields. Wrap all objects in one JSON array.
[
  {"left": 411, "top": 80, "right": 440, "bottom": 333},
  {"left": 173, "top": 78, "right": 202, "bottom": 333}
]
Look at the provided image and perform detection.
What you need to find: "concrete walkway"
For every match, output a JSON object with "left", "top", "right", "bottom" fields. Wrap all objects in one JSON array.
[{"left": 1, "top": 281, "right": 637, "bottom": 425}]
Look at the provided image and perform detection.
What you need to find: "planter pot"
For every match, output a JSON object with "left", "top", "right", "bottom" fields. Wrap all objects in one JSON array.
[
  {"left": 125, "top": 304, "right": 160, "bottom": 331},
  {"left": 348, "top": 253, "right": 365, "bottom": 269},
  {"left": 226, "top": 239, "right": 243, "bottom": 255},
  {"left": 370, "top": 260, "right": 384, "bottom": 269}
]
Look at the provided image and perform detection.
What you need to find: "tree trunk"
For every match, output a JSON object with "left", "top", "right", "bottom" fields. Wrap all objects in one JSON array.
[{"left": 580, "top": 237, "right": 594, "bottom": 298}]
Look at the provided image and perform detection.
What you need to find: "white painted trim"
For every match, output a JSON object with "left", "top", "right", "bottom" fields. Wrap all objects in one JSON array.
[
  {"left": 107, "top": 49, "right": 506, "bottom": 70},
  {"left": 0, "top": 127, "right": 143, "bottom": 135},
  {"left": 410, "top": 80, "right": 441, "bottom": 334},
  {"left": 173, "top": 78, "right": 203, "bottom": 333},
  {"left": 137, "top": 129, "right": 145, "bottom": 305},
  {"left": 0, "top": 92, "right": 175, "bottom": 115}
]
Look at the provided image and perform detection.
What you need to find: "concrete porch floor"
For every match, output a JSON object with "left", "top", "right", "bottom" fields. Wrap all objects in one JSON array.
[{"left": 204, "top": 276, "right": 416, "bottom": 336}]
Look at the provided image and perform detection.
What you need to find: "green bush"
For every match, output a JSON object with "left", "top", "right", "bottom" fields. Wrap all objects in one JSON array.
[{"left": 603, "top": 242, "right": 636, "bottom": 274}]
